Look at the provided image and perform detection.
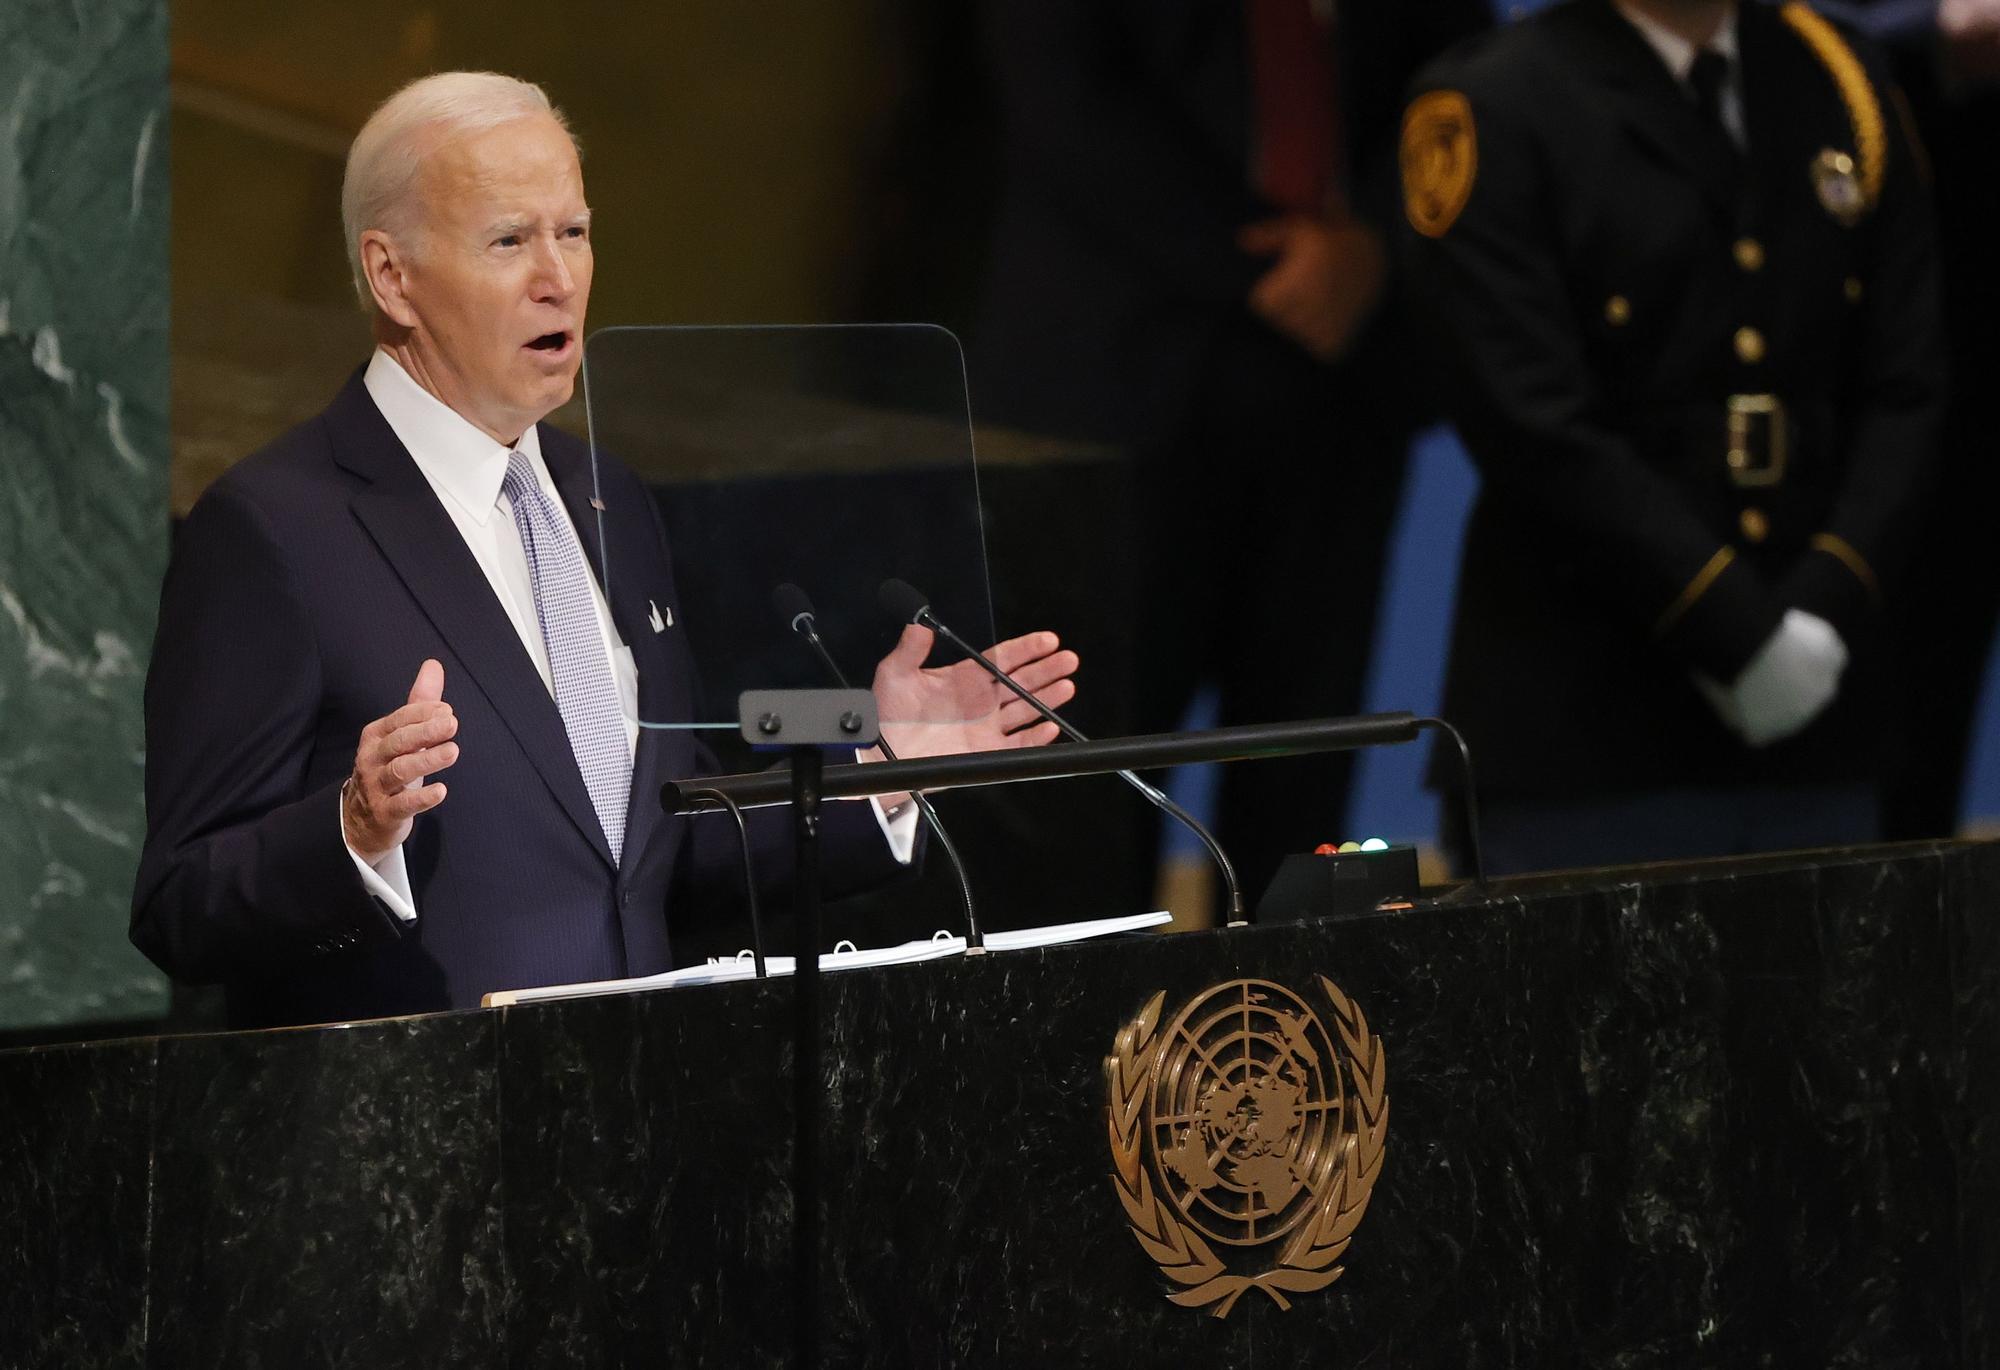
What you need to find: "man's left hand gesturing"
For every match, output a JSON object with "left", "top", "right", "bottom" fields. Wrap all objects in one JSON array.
[{"left": 867, "top": 625, "right": 1078, "bottom": 764}]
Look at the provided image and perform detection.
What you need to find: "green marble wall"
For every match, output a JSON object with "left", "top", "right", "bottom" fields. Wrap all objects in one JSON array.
[{"left": 0, "top": 2, "right": 170, "bottom": 1029}]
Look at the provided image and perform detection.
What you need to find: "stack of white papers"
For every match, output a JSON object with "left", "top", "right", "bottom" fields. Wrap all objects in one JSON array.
[
  {"left": 751, "top": 932, "right": 968, "bottom": 977},
  {"left": 982, "top": 909, "right": 1172, "bottom": 951},
  {"left": 481, "top": 911, "right": 1171, "bottom": 1009},
  {"left": 482, "top": 959, "right": 757, "bottom": 1007}
]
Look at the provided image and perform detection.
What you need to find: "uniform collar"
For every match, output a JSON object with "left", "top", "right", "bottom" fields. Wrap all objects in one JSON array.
[
  {"left": 1611, "top": 1, "right": 1740, "bottom": 83},
  {"left": 362, "top": 348, "right": 547, "bottom": 527}
]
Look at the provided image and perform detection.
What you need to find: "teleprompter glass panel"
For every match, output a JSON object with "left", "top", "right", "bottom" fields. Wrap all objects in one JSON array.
[{"left": 580, "top": 324, "right": 998, "bottom": 774}]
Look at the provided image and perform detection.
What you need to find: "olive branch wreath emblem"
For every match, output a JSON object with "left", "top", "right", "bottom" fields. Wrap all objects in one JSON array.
[{"left": 1104, "top": 976, "right": 1389, "bottom": 1318}]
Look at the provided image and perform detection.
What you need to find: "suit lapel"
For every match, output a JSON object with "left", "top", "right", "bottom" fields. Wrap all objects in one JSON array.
[
  {"left": 323, "top": 375, "right": 616, "bottom": 870},
  {"left": 1560, "top": 1, "right": 1744, "bottom": 223}
]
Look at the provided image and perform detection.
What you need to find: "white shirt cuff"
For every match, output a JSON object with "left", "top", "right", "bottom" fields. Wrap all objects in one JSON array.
[
  {"left": 868, "top": 794, "right": 920, "bottom": 865},
  {"left": 345, "top": 828, "right": 418, "bottom": 922}
]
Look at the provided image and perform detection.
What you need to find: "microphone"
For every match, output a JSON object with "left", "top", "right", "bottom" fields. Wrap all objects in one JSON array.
[
  {"left": 876, "top": 578, "right": 1247, "bottom": 923},
  {"left": 772, "top": 583, "right": 985, "bottom": 949},
  {"left": 773, "top": 580, "right": 816, "bottom": 637}
]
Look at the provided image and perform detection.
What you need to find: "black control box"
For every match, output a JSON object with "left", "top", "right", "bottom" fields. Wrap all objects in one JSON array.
[{"left": 1254, "top": 844, "right": 1422, "bottom": 923}]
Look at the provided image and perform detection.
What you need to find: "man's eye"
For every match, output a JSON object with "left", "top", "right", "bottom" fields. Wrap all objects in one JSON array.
[
  {"left": 495, "top": 235, "right": 521, "bottom": 249},
  {"left": 563, "top": 225, "right": 588, "bottom": 240}
]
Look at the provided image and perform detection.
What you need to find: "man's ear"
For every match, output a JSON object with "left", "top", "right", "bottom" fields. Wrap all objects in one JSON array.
[{"left": 360, "top": 229, "right": 420, "bottom": 330}]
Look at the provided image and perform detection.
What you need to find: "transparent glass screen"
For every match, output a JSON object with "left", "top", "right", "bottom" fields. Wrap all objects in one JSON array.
[{"left": 580, "top": 324, "right": 997, "bottom": 771}]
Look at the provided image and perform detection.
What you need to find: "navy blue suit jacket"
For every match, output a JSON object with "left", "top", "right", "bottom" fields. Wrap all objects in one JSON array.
[{"left": 133, "top": 371, "right": 903, "bottom": 1029}]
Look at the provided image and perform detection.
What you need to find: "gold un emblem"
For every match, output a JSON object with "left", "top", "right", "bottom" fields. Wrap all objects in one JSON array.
[{"left": 1105, "top": 976, "right": 1389, "bottom": 1318}]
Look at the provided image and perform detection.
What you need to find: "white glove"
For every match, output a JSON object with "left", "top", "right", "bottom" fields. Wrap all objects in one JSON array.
[
  {"left": 1694, "top": 609, "right": 1848, "bottom": 748},
  {"left": 1943, "top": 0, "right": 2000, "bottom": 84}
]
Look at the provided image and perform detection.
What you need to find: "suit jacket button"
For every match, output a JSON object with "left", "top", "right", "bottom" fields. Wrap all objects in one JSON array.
[
  {"left": 1734, "top": 326, "right": 1766, "bottom": 364},
  {"left": 1739, "top": 508, "right": 1770, "bottom": 543}
]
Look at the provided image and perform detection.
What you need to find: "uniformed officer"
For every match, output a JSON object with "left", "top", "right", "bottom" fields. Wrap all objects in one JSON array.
[{"left": 1399, "top": 0, "right": 1945, "bottom": 873}]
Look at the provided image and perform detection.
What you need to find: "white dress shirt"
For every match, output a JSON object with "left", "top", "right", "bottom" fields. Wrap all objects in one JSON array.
[
  {"left": 1614, "top": 1, "right": 1746, "bottom": 148},
  {"left": 347, "top": 349, "right": 914, "bottom": 923}
]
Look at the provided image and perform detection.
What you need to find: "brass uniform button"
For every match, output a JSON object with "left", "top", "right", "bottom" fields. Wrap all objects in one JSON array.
[
  {"left": 1845, "top": 276, "right": 1864, "bottom": 303},
  {"left": 1733, "top": 237, "right": 1765, "bottom": 272},
  {"left": 1605, "top": 294, "right": 1632, "bottom": 326},
  {"left": 1734, "top": 326, "right": 1766, "bottom": 364},
  {"left": 1739, "top": 508, "right": 1770, "bottom": 543}
]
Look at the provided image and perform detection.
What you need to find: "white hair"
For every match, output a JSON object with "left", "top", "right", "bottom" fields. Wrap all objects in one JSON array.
[{"left": 340, "top": 71, "right": 573, "bottom": 309}]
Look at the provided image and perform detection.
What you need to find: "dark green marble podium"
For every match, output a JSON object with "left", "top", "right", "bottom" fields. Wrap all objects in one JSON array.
[{"left": 4, "top": 840, "right": 1995, "bottom": 1368}]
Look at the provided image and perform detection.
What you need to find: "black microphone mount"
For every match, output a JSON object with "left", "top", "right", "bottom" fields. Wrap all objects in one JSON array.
[{"left": 772, "top": 583, "right": 985, "bottom": 949}]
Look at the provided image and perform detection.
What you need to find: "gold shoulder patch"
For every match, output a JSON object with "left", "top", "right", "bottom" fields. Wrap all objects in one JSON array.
[
  {"left": 1401, "top": 90, "right": 1478, "bottom": 239},
  {"left": 1779, "top": 2, "right": 1886, "bottom": 212}
]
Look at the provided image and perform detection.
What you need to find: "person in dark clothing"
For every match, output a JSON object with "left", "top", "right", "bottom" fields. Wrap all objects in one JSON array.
[
  {"left": 1402, "top": 0, "right": 1945, "bottom": 874},
  {"left": 973, "top": 0, "right": 1489, "bottom": 909}
]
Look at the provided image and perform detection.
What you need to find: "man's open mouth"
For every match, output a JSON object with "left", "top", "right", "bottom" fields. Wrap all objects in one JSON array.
[{"left": 526, "top": 331, "right": 570, "bottom": 352}]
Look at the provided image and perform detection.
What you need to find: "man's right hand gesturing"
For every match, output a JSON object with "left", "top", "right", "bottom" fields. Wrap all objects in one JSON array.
[{"left": 342, "top": 658, "right": 459, "bottom": 862}]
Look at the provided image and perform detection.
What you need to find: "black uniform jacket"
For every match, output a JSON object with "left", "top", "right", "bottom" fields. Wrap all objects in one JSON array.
[{"left": 1404, "top": 0, "right": 1944, "bottom": 796}]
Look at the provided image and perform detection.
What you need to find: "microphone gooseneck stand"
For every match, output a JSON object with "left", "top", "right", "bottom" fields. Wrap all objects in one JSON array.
[
  {"left": 876, "top": 578, "right": 1248, "bottom": 923},
  {"left": 684, "top": 785, "right": 768, "bottom": 978},
  {"left": 773, "top": 583, "right": 985, "bottom": 948},
  {"left": 1415, "top": 716, "right": 1488, "bottom": 891}
]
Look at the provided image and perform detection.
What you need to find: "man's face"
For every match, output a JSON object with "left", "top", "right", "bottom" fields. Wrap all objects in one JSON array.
[{"left": 398, "top": 113, "right": 593, "bottom": 442}]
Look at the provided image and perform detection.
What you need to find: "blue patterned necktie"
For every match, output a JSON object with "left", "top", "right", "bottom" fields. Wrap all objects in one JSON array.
[{"left": 502, "top": 450, "right": 632, "bottom": 864}]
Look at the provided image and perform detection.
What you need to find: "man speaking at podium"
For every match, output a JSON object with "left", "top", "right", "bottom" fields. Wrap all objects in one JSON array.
[{"left": 131, "top": 73, "right": 1076, "bottom": 1029}]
